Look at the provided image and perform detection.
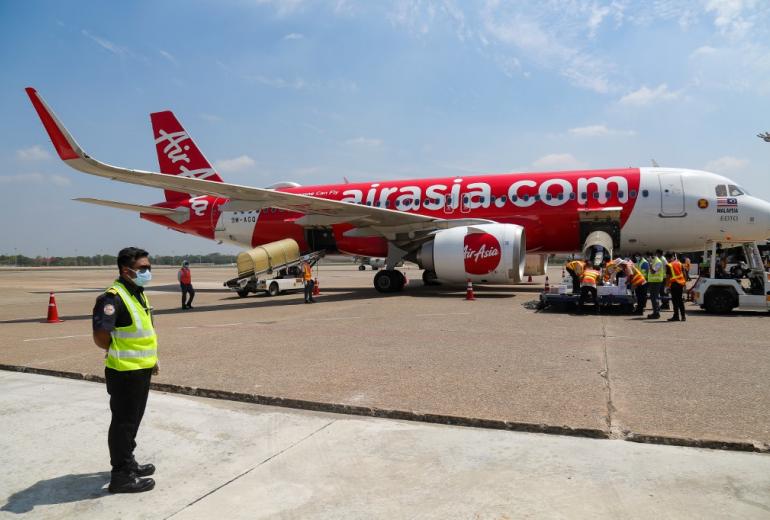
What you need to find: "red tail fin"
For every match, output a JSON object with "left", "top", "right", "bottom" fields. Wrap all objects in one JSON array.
[{"left": 151, "top": 111, "right": 223, "bottom": 202}]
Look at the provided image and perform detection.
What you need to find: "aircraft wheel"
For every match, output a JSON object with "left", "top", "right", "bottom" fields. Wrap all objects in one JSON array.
[
  {"left": 358, "top": 264, "right": 366, "bottom": 271},
  {"left": 268, "top": 282, "right": 280, "bottom": 297},
  {"left": 237, "top": 289, "right": 250, "bottom": 298},
  {"left": 374, "top": 270, "right": 403, "bottom": 293},
  {"left": 422, "top": 270, "right": 440, "bottom": 286}
]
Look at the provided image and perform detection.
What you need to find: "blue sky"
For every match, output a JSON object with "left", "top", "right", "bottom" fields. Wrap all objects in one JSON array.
[{"left": 2, "top": 0, "right": 769, "bottom": 255}]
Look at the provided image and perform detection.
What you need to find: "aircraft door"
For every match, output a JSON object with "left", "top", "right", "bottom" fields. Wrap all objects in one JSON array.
[{"left": 659, "top": 172, "right": 686, "bottom": 217}]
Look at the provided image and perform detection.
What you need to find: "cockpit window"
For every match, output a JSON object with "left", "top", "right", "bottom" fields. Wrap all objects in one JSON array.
[
  {"left": 715, "top": 185, "right": 727, "bottom": 197},
  {"left": 728, "top": 185, "right": 744, "bottom": 196}
]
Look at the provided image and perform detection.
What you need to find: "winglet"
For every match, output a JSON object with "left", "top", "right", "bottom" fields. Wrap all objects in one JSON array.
[{"left": 25, "top": 87, "right": 82, "bottom": 161}]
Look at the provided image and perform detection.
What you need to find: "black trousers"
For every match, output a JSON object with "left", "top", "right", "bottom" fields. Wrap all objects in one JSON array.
[
  {"left": 566, "top": 268, "right": 580, "bottom": 294},
  {"left": 670, "top": 283, "right": 686, "bottom": 319},
  {"left": 647, "top": 282, "right": 661, "bottom": 314},
  {"left": 105, "top": 367, "right": 152, "bottom": 473},
  {"left": 304, "top": 279, "right": 315, "bottom": 302},
  {"left": 579, "top": 286, "right": 597, "bottom": 310},
  {"left": 635, "top": 285, "right": 648, "bottom": 311},
  {"left": 180, "top": 283, "right": 195, "bottom": 308}
]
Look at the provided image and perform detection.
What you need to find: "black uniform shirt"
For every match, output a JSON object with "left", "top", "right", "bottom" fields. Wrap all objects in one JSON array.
[{"left": 92, "top": 277, "right": 148, "bottom": 332}]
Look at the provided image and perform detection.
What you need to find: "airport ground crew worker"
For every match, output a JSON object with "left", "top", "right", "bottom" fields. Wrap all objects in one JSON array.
[
  {"left": 646, "top": 251, "right": 666, "bottom": 319},
  {"left": 658, "top": 250, "right": 670, "bottom": 310},
  {"left": 622, "top": 258, "right": 648, "bottom": 315},
  {"left": 682, "top": 256, "right": 692, "bottom": 282},
  {"left": 666, "top": 253, "right": 687, "bottom": 321},
  {"left": 178, "top": 260, "right": 195, "bottom": 309},
  {"left": 578, "top": 263, "right": 601, "bottom": 312},
  {"left": 92, "top": 247, "right": 158, "bottom": 493},
  {"left": 564, "top": 259, "right": 585, "bottom": 294},
  {"left": 302, "top": 258, "right": 315, "bottom": 303}
]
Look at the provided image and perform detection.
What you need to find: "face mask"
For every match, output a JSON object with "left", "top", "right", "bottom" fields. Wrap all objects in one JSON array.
[{"left": 129, "top": 267, "right": 153, "bottom": 287}]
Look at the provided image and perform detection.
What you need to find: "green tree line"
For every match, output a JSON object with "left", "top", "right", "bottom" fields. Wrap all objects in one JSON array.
[{"left": 0, "top": 253, "right": 237, "bottom": 267}]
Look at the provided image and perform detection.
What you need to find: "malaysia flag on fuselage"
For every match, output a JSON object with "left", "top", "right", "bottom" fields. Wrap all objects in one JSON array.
[{"left": 717, "top": 197, "right": 738, "bottom": 207}]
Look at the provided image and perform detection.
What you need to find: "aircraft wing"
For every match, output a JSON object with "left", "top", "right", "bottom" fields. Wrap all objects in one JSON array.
[
  {"left": 74, "top": 198, "right": 190, "bottom": 223},
  {"left": 27, "top": 88, "right": 490, "bottom": 238}
]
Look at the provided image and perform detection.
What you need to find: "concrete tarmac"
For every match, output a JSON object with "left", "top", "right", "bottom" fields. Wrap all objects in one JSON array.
[
  {"left": 2, "top": 371, "right": 770, "bottom": 519},
  {"left": 1, "top": 265, "right": 769, "bottom": 449}
]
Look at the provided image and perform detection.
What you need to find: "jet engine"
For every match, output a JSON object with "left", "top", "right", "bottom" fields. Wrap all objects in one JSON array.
[
  {"left": 417, "top": 223, "right": 526, "bottom": 284},
  {"left": 582, "top": 230, "right": 614, "bottom": 266}
]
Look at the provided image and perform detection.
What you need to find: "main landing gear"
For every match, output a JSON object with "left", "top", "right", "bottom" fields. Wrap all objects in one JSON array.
[{"left": 374, "top": 270, "right": 406, "bottom": 293}]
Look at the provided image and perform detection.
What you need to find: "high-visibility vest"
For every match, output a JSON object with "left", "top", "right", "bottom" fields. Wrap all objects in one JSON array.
[
  {"left": 105, "top": 281, "right": 158, "bottom": 372},
  {"left": 179, "top": 267, "right": 191, "bottom": 284},
  {"left": 668, "top": 260, "right": 686, "bottom": 286},
  {"left": 628, "top": 264, "right": 647, "bottom": 288},
  {"left": 581, "top": 268, "right": 600, "bottom": 288},
  {"left": 647, "top": 256, "right": 666, "bottom": 283},
  {"left": 638, "top": 258, "right": 650, "bottom": 280},
  {"left": 302, "top": 262, "right": 313, "bottom": 281},
  {"left": 565, "top": 260, "right": 585, "bottom": 276}
]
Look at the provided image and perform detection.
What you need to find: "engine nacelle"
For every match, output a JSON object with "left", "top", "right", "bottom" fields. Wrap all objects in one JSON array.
[
  {"left": 417, "top": 223, "right": 526, "bottom": 284},
  {"left": 524, "top": 254, "right": 549, "bottom": 276}
]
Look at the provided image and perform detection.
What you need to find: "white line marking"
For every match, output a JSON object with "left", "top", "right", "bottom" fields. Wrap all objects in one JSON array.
[
  {"left": 415, "top": 312, "right": 472, "bottom": 317},
  {"left": 310, "top": 316, "right": 361, "bottom": 321},
  {"left": 24, "top": 334, "right": 91, "bottom": 342},
  {"left": 178, "top": 326, "right": 199, "bottom": 330},
  {"left": 203, "top": 322, "right": 244, "bottom": 328}
]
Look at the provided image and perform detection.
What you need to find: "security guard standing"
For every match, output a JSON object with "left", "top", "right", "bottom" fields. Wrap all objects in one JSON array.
[
  {"left": 92, "top": 247, "right": 158, "bottom": 493},
  {"left": 666, "top": 253, "right": 687, "bottom": 321},
  {"left": 564, "top": 258, "right": 586, "bottom": 295}
]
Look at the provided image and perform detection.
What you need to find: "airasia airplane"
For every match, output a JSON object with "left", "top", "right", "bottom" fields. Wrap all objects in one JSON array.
[{"left": 26, "top": 87, "right": 770, "bottom": 292}]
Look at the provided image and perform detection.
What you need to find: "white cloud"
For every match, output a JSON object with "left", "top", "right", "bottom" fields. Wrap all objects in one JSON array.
[
  {"left": 532, "top": 153, "right": 587, "bottom": 171},
  {"left": 587, "top": 4, "right": 611, "bottom": 38},
  {"left": 283, "top": 33, "right": 304, "bottom": 40},
  {"left": 199, "top": 113, "right": 222, "bottom": 123},
  {"left": 344, "top": 137, "right": 383, "bottom": 148},
  {"left": 81, "top": 30, "right": 128, "bottom": 56},
  {"left": 16, "top": 145, "right": 51, "bottom": 161},
  {"left": 214, "top": 155, "right": 256, "bottom": 173},
  {"left": 568, "top": 124, "right": 635, "bottom": 137},
  {"left": 705, "top": 156, "right": 749, "bottom": 174},
  {"left": 0, "top": 173, "right": 71, "bottom": 186},
  {"left": 252, "top": 75, "right": 307, "bottom": 90},
  {"left": 618, "top": 84, "right": 681, "bottom": 106},
  {"left": 159, "top": 49, "right": 178, "bottom": 65},
  {"left": 705, "top": 0, "right": 756, "bottom": 39}
]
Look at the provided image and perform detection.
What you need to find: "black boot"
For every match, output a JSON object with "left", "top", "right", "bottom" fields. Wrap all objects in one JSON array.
[
  {"left": 108, "top": 471, "right": 155, "bottom": 493},
  {"left": 130, "top": 461, "right": 156, "bottom": 477}
]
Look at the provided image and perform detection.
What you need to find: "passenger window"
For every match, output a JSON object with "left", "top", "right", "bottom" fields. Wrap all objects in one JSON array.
[
  {"left": 605, "top": 191, "right": 611, "bottom": 199},
  {"left": 728, "top": 185, "right": 744, "bottom": 196},
  {"left": 630, "top": 190, "right": 637, "bottom": 198},
  {"left": 557, "top": 193, "right": 563, "bottom": 200},
  {"left": 569, "top": 193, "right": 576, "bottom": 200},
  {"left": 499, "top": 195, "right": 507, "bottom": 203},
  {"left": 715, "top": 185, "right": 727, "bottom": 197},
  {"left": 511, "top": 195, "right": 518, "bottom": 202},
  {"left": 534, "top": 194, "right": 540, "bottom": 201},
  {"left": 642, "top": 190, "right": 649, "bottom": 197},
  {"left": 385, "top": 200, "right": 390, "bottom": 207},
  {"left": 618, "top": 191, "right": 624, "bottom": 198},
  {"left": 546, "top": 193, "right": 552, "bottom": 201},
  {"left": 593, "top": 192, "right": 599, "bottom": 200},
  {"left": 522, "top": 195, "right": 529, "bottom": 202},
  {"left": 581, "top": 192, "right": 587, "bottom": 200}
]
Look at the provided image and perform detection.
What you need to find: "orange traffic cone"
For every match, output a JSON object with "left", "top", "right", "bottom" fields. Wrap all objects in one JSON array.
[
  {"left": 43, "top": 292, "right": 63, "bottom": 323},
  {"left": 312, "top": 278, "right": 320, "bottom": 296},
  {"left": 465, "top": 279, "right": 476, "bottom": 301},
  {"left": 544, "top": 276, "right": 550, "bottom": 293},
  {"left": 527, "top": 275, "right": 532, "bottom": 283}
]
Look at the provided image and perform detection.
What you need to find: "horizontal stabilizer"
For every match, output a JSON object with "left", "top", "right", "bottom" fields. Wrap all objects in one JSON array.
[{"left": 74, "top": 198, "right": 189, "bottom": 223}]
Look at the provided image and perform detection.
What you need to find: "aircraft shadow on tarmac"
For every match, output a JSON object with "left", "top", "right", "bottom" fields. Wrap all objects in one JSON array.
[{"left": 0, "top": 472, "right": 110, "bottom": 514}]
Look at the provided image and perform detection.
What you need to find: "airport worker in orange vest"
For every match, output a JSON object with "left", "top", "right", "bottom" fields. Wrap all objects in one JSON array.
[
  {"left": 178, "top": 260, "right": 194, "bottom": 309},
  {"left": 665, "top": 253, "right": 687, "bottom": 322}
]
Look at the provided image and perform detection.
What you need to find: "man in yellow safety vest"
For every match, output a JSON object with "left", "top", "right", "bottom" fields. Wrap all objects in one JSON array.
[
  {"left": 564, "top": 258, "right": 586, "bottom": 294},
  {"left": 92, "top": 247, "right": 158, "bottom": 493},
  {"left": 646, "top": 250, "right": 666, "bottom": 319},
  {"left": 302, "top": 258, "right": 315, "bottom": 303}
]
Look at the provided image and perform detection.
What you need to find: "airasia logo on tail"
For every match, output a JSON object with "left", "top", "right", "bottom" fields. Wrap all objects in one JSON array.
[{"left": 464, "top": 233, "right": 501, "bottom": 274}]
